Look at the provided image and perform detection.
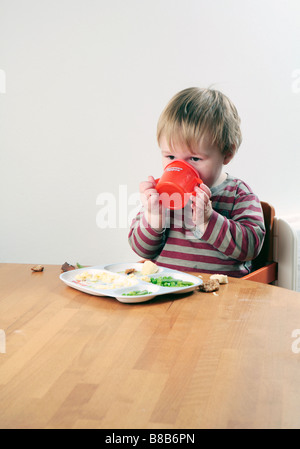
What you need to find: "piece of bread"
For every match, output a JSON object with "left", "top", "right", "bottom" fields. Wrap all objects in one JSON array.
[
  {"left": 210, "top": 274, "right": 228, "bottom": 284},
  {"left": 199, "top": 279, "right": 220, "bottom": 292},
  {"left": 142, "top": 260, "right": 159, "bottom": 275},
  {"left": 31, "top": 264, "right": 44, "bottom": 272}
]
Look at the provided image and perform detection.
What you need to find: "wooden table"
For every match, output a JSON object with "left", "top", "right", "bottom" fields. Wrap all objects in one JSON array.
[{"left": 1, "top": 263, "right": 300, "bottom": 429}]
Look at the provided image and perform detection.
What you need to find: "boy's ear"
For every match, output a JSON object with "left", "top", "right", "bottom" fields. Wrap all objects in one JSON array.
[{"left": 223, "top": 145, "right": 236, "bottom": 165}]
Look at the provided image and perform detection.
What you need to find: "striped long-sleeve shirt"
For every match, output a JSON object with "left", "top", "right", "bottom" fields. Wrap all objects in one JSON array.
[{"left": 128, "top": 174, "right": 266, "bottom": 277}]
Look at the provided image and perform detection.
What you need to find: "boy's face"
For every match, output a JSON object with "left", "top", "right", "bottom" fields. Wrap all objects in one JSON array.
[{"left": 159, "top": 134, "right": 233, "bottom": 188}]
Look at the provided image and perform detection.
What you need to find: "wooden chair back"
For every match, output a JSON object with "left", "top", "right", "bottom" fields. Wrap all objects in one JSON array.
[
  {"left": 252, "top": 201, "right": 275, "bottom": 270},
  {"left": 243, "top": 201, "right": 277, "bottom": 283}
]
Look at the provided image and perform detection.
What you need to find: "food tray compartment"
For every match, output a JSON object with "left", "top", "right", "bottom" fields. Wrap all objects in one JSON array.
[
  {"left": 61, "top": 268, "right": 139, "bottom": 296},
  {"left": 141, "top": 271, "right": 199, "bottom": 294},
  {"left": 114, "top": 283, "right": 161, "bottom": 303}
]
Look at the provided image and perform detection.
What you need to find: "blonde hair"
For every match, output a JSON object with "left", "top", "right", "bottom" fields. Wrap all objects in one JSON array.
[{"left": 157, "top": 87, "right": 242, "bottom": 155}]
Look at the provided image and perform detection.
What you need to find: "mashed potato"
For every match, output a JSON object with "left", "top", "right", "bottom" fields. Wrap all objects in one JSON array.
[{"left": 75, "top": 270, "right": 137, "bottom": 289}]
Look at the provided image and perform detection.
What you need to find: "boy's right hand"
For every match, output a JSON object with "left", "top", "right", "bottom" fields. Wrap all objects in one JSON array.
[{"left": 139, "top": 176, "right": 165, "bottom": 231}]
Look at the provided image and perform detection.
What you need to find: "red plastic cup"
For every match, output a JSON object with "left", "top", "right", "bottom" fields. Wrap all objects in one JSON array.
[{"left": 155, "top": 160, "right": 203, "bottom": 210}]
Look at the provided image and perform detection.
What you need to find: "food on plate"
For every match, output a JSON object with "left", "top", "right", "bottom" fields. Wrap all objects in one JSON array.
[
  {"left": 142, "top": 260, "right": 159, "bottom": 275},
  {"left": 76, "top": 262, "right": 86, "bottom": 268},
  {"left": 93, "top": 280, "right": 137, "bottom": 289},
  {"left": 31, "top": 265, "right": 44, "bottom": 272},
  {"left": 149, "top": 276, "right": 194, "bottom": 287},
  {"left": 61, "top": 262, "right": 76, "bottom": 272},
  {"left": 122, "top": 290, "right": 152, "bottom": 296},
  {"left": 125, "top": 268, "right": 137, "bottom": 275},
  {"left": 210, "top": 274, "right": 228, "bottom": 284},
  {"left": 199, "top": 279, "right": 220, "bottom": 292},
  {"left": 74, "top": 270, "right": 137, "bottom": 289},
  {"left": 141, "top": 275, "right": 150, "bottom": 282},
  {"left": 76, "top": 271, "right": 116, "bottom": 282}
]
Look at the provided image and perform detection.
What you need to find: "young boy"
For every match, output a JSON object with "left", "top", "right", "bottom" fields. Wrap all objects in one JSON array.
[{"left": 128, "top": 87, "right": 265, "bottom": 277}]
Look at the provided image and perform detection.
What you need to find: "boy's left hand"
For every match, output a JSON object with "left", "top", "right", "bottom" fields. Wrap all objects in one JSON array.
[{"left": 191, "top": 184, "right": 213, "bottom": 231}]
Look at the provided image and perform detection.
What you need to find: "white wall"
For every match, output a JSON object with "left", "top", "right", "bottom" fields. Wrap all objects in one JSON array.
[{"left": 0, "top": 0, "right": 299, "bottom": 266}]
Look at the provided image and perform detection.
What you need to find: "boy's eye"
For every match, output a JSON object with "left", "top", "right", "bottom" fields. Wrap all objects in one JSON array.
[
  {"left": 190, "top": 157, "right": 202, "bottom": 162},
  {"left": 166, "top": 155, "right": 175, "bottom": 160}
]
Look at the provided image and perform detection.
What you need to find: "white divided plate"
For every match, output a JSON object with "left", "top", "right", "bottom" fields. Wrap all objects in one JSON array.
[{"left": 60, "top": 262, "right": 203, "bottom": 304}]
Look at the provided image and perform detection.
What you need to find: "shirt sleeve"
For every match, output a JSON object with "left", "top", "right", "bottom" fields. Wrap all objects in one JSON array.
[
  {"left": 128, "top": 208, "right": 166, "bottom": 259},
  {"left": 195, "top": 185, "right": 266, "bottom": 262}
]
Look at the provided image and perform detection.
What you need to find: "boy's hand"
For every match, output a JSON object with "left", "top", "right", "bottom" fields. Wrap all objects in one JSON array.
[
  {"left": 191, "top": 184, "right": 213, "bottom": 233},
  {"left": 139, "top": 176, "right": 165, "bottom": 231}
]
